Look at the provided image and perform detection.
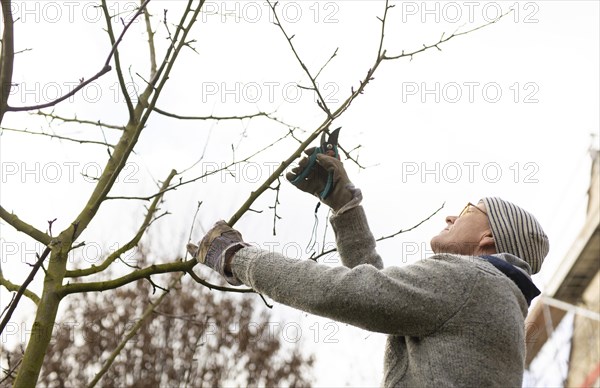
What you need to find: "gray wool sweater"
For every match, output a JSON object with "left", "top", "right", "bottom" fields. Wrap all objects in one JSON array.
[{"left": 231, "top": 206, "right": 532, "bottom": 387}]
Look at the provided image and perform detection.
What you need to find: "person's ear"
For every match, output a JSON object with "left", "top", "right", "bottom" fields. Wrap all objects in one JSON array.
[{"left": 479, "top": 230, "right": 496, "bottom": 252}]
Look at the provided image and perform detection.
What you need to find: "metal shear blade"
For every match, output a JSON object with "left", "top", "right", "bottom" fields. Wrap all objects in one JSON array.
[{"left": 321, "top": 127, "right": 341, "bottom": 157}]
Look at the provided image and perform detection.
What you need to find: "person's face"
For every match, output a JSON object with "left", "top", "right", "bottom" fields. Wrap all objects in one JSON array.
[{"left": 430, "top": 202, "right": 496, "bottom": 256}]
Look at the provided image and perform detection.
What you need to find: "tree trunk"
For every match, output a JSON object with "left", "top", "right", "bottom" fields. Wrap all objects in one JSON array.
[{"left": 13, "top": 240, "right": 70, "bottom": 386}]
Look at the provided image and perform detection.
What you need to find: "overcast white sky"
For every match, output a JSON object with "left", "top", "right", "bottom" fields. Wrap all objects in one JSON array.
[{"left": 1, "top": 1, "right": 598, "bottom": 386}]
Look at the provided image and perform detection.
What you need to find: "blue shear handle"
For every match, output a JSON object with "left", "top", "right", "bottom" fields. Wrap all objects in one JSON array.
[
  {"left": 290, "top": 146, "right": 338, "bottom": 200},
  {"left": 320, "top": 172, "right": 334, "bottom": 199},
  {"left": 319, "top": 146, "right": 339, "bottom": 199},
  {"left": 290, "top": 147, "right": 321, "bottom": 184}
]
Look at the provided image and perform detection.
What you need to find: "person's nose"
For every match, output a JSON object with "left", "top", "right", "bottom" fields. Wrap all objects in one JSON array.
[{"left": 446, "top": 215, "right": 458, "bottom": 225}]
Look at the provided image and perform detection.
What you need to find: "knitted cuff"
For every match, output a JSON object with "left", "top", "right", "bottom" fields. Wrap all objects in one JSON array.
[
  {"left": 333, "top": 184, "right": 363, "bottom": 215},
  {"left": 221, "top": 242, "right": 251, "bottom": 286}
]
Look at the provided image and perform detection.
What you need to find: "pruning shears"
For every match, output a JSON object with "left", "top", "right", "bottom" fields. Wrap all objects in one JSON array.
[{"left": 291, "top": 127, "right": 341, "bottom": 200}]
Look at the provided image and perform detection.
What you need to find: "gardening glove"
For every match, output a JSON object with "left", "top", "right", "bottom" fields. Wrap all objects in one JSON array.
[
  {"left": 286, "top": 148, "right": 362, "bottom": 214},
  {"left": 186, "top": 220, "right": 250, "bottom": 286}
]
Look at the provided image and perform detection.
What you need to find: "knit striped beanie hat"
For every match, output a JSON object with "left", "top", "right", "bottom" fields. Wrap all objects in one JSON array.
[{"left": 481, "top": 197, "right": 549, "bottom": 274}]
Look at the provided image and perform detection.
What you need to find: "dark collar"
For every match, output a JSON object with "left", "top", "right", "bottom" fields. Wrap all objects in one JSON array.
[{"left": 479, "top": 255, "right": 541, "bottom": 306}]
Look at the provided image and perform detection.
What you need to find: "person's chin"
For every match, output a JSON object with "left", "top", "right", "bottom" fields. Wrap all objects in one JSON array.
[{"left": 430, "top": 237, "right": 443, "bottom": 254}]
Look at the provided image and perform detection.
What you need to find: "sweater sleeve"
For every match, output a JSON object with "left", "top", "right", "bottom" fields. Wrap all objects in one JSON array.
[
  {"left": 231, "top": 248, "right": 478, "bottom": 337},
  {"left": 329, "top": 206, "right": 384, "bottom": 269}
]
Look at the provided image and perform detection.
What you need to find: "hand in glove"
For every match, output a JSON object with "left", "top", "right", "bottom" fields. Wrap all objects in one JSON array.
[
  {"left": 286, "top": 149, "right": 362, "bottom": 213},
  {"left": 186, "top": 220, "right": 250, "bottom": 286}
]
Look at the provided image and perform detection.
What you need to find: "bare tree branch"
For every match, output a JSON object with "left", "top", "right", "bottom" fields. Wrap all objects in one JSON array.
[
  {"left": 34, "top": 110, "right": 125, "bottom": 130},
  {"left": 0, "top": 246, "right": 51, "bottom": 335},
  {"left": 143, "top": 0, "right": 158, "bottom": 76},
  {"left": 59, "top": 259, "right": 193, "bottom": 296},
  {"left": 100, "top": 0, "right": 139, "bottom": 119},
  {"left": 376, "top": 202, "right": 445, "bottom": 241},
  {"left": 14, "top": 48, "right": 32, "bottom": 55},
  {"left": 0, "top": 126, "right": 116, "bottom": 148},
  {"left": 186, "top": 270, "right": 254, "bottom": 293},
  {"left": 153, "top": 107, "right": 277, "bottom": 121},
  {"left": 269, "top": 178, "right": 282, "bottom": 235},
  {"left": 0, "top": 273, "right": 40, "bottom": 305},
  {"left": 338, "top": 143, "right": 366, "bottom": 169},
  {"left": 383, "top": 9, "right": 513, "bottom": 61},
  {"left": 152, "top": 106, "right": 303, "bottom": 146},
  {"left": 314, "top": 48, "right": 339, "bottom": 81},
  {"left": 0, "top": 206, "right": 52, "bottom": 246},
  {"left": 0, "top": 0, "right": 15, "bottom": 123},
  {"left": 186, "top": 201, "right": 203, "bottom": 253},
  {"left": 6, "top": 0, "right": 151, "bottom": 113},
  {"left": 61, "top": 259, "right": 255, "bottom": 296},
  {"left": 7, "top": 69, "right": 112, "bottom": 112}
]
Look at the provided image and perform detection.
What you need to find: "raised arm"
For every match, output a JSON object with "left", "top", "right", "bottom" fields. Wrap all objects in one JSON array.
[
  {"left": 230, "top": 247, "right": 476, "bottom": 336},
  {"left": 188, "top": 221, "right": 477, "bottom": 337},
  {"left": 330, "top": 206, "right": 383, "bottom": 269},
  {"left": 285, "top": 151, "right": 382, "bottom": 268}
]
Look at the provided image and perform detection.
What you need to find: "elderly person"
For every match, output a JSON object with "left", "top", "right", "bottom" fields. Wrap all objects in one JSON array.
[{"left": 188, "top": 153, "right": 549, "bottom": 387}]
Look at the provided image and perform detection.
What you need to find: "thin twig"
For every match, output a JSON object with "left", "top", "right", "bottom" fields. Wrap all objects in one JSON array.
[
  {"left": 0, "top": 126, "right": 115, "bottom": 148},
  {"left": 153, "top": 107, "right": 274, "bottom": 121},
  {"left": 268, "top": 178, "right": 282, "bottom": 236},
  {"left": 314, "top": 47, "right": 339, "bottom": 81},
  {"left": 338, "top": 144, "right": 366, "bottom": 169},
  {"left": 145, "top": 276, "right": 168, "bottom": 294},
  {"left": 187, "top": 201, "right": 203, "bottom": 249},
  {"left": 186, "top": 270, "right": 254, "bottom": 294},
  {"left": 383, "top": 9, "right": 513, "bottom": 61},
  {"left": 311, "top": 203, "right": 445, "bottom": 262},
  {"left": 376, "top": 202, "right": 445, "bottom": 241},
  {"left": 34, "top": 110, "right": 125, "bottom": 130},
  {"left": 0, "top": 294, "right": 16, "bottom": 319},
  {"left": 14, "top": 48, "right": 32, "bottom": 55}
]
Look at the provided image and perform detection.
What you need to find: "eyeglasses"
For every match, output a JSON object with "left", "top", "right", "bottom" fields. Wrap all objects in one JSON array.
[{"left": 458, "top": 202, "right": 488, "bottom": 218}]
